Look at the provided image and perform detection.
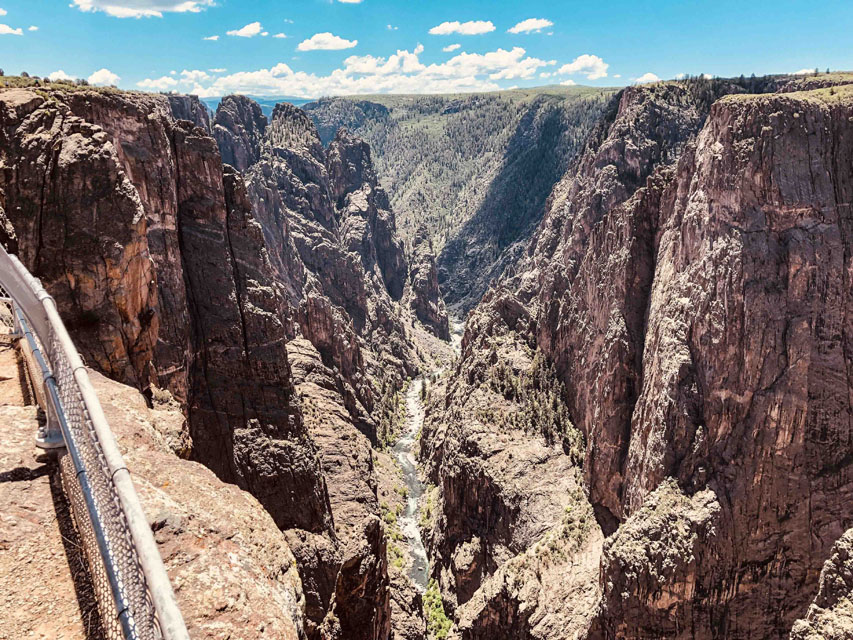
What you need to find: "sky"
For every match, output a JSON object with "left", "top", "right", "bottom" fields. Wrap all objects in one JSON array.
[{"left": 0, "top": 0, "right": 851, "bottom": 98}]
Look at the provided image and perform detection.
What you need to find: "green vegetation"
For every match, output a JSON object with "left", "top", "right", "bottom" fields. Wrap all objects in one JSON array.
[
  {"left": 304, "top": 87, "right": 616, "bottom": 258},
  {"left": 423, "top": 578, "right": 453, "bottom": 639},
  {"left": 376, "top": 377, "right": 408, "bottom": 448},
  {"left": 380, "top": 499, "right": 406, "bottom": 570},
  {"left": 419, "top": 483, "right": 439, "bottom": 530},
  {"left": 485, "top": 350, "right": 584, "bottom": 463}
]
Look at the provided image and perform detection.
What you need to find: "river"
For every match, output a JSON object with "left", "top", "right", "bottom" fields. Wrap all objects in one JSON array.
[{"left": 391, "top": 315, "right": 465, "bottom": 591}]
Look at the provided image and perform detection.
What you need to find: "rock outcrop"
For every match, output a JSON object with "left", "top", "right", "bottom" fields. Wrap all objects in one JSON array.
[
  {"left": 407, "top": 227, "right": 450, "bottom": 340},
  {"left": 792, "top": 527, "right": 853, "bottom": 639},
  {"left": 213, "top": 94, "right": 267, "bottom": 171}
]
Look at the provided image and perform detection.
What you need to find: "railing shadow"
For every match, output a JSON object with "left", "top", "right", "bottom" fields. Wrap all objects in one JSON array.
[{"left": 47, "top": 458, "right": 107, "bottom": 640}]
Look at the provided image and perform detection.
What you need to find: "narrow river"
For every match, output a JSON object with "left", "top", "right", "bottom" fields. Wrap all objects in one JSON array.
[
  {"left": 392, "top": 316, "right": 465, "bottom": 592},
  {"left": 392, "top": 379, "right": 430, "bottom": 590}
]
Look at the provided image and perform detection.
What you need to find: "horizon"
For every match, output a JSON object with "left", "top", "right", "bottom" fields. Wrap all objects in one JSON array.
[{"left": 0, "top": 0, "right": 849, "bottom": 99}]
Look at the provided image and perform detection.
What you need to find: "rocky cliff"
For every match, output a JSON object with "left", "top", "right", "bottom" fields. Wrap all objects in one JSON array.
[
  {"left": 406, "top": 227, "right": 449, "bottom": 340},
  {"left": 0, "top": 86, "right": 441, "bottom": 640},
  {"left": 420, "top": 76, "right": 853, "bottom": 639}
]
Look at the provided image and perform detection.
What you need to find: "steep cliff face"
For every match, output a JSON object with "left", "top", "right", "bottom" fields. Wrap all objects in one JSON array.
[
  {"left": 599, "top": 86, "right": 853, "bottom": 638},
  {"left": 213, "top": 94, "right": 267, "bottom": 171},
  {"left": 0, "top": 86, "right": 416, "bottom": 640},
  {"left": 213, "top": 96, "right": 433, "bottom": 639},
  {"left": 406, "top": 227, "right": 449, "bottom": 340},
  {"left": 422, "top": 78, "right": 853, "bottom": 639},
  {"left": 219, "top": 100, "right": 422, "bottom": 438}
]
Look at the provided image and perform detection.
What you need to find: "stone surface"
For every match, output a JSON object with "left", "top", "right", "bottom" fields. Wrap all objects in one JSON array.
[{"left": 407, "top": 227, "right": 450, "bottom": 340}]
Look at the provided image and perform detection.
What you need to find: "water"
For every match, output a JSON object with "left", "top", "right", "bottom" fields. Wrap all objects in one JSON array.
[
  {"left": 392, "top": 378, "right": 430, "bottom": 591},
  {"left": 391, "top": 314, "right": 465, "bottom": 592}
]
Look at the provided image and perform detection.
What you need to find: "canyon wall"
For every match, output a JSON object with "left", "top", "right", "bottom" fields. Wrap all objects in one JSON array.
[
  {"left": 421, "top": 77, "right": 853, "bottom": 638},
  {"left": 0, "top": 86, "right": 439, "bottom": 639}
]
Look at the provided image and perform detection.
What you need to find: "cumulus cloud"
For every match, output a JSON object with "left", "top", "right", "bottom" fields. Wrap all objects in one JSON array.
[
  {"left": 508, "top": 18, "right": 553, "bottom": 34},
  {"left": 48, "top": 70, "right": 74, "bottom": 81},
  {"left": 137, "top": 75, "right": 178, "bottom": 90},
  {"left": 0, "top": 9, "right": 6, "bottom": 16},
  {"left": 443, "top": 43, "right": 461, "bottom": 52},
  {"left": 429, "top": 20, "right": 495, "bottom": 35},
  {"left": 209, "top": 68, "right": 226, "bottom": 73},
  {"left": 0, "top": 23, "right": 22, "bottom": 35},
  {"left": 227, "top": 22, "right": 263, "bottom": 37},
  {"left": 88, "top": 68, "right": 120, "bottom": 85},
  {"left": 203, "top": 34, "right": 218, "bottom": 40},
  {"left": 560, "top": 79, "right": 576, "bottom": 86},
  {"left": 273, "top": 32, "right": 287, "bottom": 38},
  {"left": 71, "top": 0, "right": 213, "bottom": 18},
  {"left": 558, "top": 54, "right": 608, "bottom": 80},
  {"left": 297, "top": 32, "right": 357, "bottom": 51},
  {"left": 793, "top": 68, "right": 817, "bottom": 75},
  {"left": 634, "top": 72, "right": 660, "bottom": 84},
  {"left": 28, "top": 25, "right": 38, "bottom": 31},
  {"left": 185, "top": 44, "right": 561, "bottom": 98},
  {"left": 387, "top": 24, "right": 398, "bottom": 31},
  {"left": 180, "top": 69, "right": 210, "bottom": 83}
]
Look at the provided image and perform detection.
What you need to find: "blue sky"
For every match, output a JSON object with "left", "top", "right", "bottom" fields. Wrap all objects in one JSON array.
[{"left": 0, "top": 0, "right": 851, "bottom": 97}]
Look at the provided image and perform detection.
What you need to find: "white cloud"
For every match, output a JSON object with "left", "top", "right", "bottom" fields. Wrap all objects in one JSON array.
[
  {"left": 558, "top": 54, "right": 608, "bottom": 80},
  {"left": 88, "top": 68, "right": 120, "bottom": 85},
  {"left": 186, "top": 44, "right": 559, "bottom": 99},
  {"left": 793, "top": 68, "right": 816, "bottom": 75},
  {"left": 634, "top": 72, "right": 660, "bottom": 84},
  {"left": 429, "top": 20, "right": 495, "bottom": 35},
  {"left": 338, "top": 0, "right": 363, "bottom": 3},
  {"left": 387, "top": 24, "right": 398, "bottom": 31},
  {"left": 443, "top": 43, "right": 461, "bottom": 52},
  {"left": 28, "top": 25, "right": 38, "bottom": 31},
  {"left": 137, "top": 75, "right": 178, "bottom": 90},
  {"left": 203, "top": 34, "right": 218, "bottom": 40},
  {"left": 284, "top": 18, "right": 294, "bottom": 24},
  {"left": 674, "top": 73, "right": 686, "bottom": 79},
  {"left": 48, "top": 70, "right": 74, "bottom": 81},
  {"left": 209, "top": 68, "right": 226, "bottom": 73},
  {"left": 273, "top": 32, "right": 287, "bottom": 38},
  {"left": 508, "top": 18, "right": 553, "bottom": 34},
  {"left": 297, "top": 32, "right": 357, "bottom": 51},
  {"left": 71, "top": 0, "right": 213, "bottom": 18},
  {"left": 0, "top": 23, "right": 22, "bottom": 35},
  {"left": 227, "top": 22, "right": 263, "bottom": 37},
  {"left": 560, "top": 79, "right": 576, "bottom": 86},
  {"left": 0, "top": 9, "right": 6, "bottom": 16},
  {"left": 180, "top": 69, "right": 210, "bottom": 83},
  {"left": 613, "top": 74, "right": 621, "bottom": 78}
]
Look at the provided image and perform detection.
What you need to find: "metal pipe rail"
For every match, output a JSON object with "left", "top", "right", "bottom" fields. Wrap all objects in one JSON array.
[{"left": 0, "top": 246, "right": 189, "bottom": 640}]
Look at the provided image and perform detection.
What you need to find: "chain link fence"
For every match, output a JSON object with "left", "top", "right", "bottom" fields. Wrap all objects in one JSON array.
[{"left": 0, "top": 249, "right": 188, "bottom": 640}]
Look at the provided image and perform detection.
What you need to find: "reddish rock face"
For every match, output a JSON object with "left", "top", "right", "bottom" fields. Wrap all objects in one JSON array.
[
  {"left": 0, "top": 87, "right": 416, "bottom": 639},
  {"left": 421, "top": 79, "right": 853, "bottom": 640}
]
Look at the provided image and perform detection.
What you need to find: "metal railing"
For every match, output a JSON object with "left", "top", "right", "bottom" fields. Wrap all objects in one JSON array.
[{"left": 0, "top": 247, "right": 189, "bottom": 640}]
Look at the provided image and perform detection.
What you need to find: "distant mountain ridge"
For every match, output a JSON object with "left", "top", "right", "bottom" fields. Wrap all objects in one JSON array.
[{"left": 201, "top": 95, "right": 313, "bottom": 117}]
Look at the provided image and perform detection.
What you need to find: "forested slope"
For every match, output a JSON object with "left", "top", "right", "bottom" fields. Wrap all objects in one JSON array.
[{"left": 304, "top": 86, "right": 616, "bottom": 308}]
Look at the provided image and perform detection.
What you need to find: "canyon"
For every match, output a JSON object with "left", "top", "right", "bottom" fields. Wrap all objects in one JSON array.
[{"left": 0, "top": 70, "right": 852, "bottom": 640}]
